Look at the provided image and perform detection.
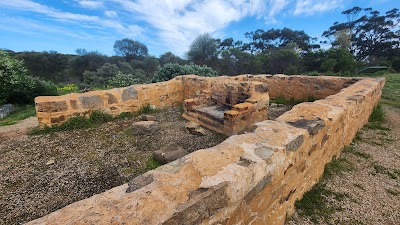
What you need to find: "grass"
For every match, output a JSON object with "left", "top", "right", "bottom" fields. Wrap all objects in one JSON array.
[
  {"left": 380, "top": 73, "right": 400, "bottom": 108},
  {"left": 0, "top": 105, "right": 36, "bottom": 126},
  {"left": 372, "top": 162, "right": 398, "bottom": 179},
  {"left": 365, "top": 104, "right": 390, "bottom": 131},
  {"left": 145, "top": 157, "right": 162, "bottom": 171},
  {"left": 30, "top": 104, "right": 158, "bottom": 135},
  {"left": 343, "top": 145, "right": 371, "bottom": 159},
  {"left": 294, "top": 154, "right": 353, "bottom": 223},
  {"left": 271, "top": 95, "right": 316, "bottom": 105}
]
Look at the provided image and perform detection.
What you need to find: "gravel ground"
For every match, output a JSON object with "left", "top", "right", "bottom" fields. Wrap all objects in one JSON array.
[
  {"left": 0, "top": 105, "right": 291, "bottom": 224},
  {"left": 287, "top": 106, "right": 400, "bottom": 225},
  {"left": 0, "top": 107, "right": 228, "bottom": 225}
]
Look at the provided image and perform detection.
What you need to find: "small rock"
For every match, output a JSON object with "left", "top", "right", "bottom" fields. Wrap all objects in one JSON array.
[
  {"left": 141, "top": 114, "right": 157, "bottom": 121},
  {"left": 132, "top": 121, "right": 159, "bottom": 135},
  {"left": 153, "top": 145, "right": 189, "bottom": 164},
  {"left": 185, "top": 121, "right": 206, "bottom": 136},
  {"left": 270, "top": 103, "right": 278, "bottom": 107},
  {"left": 46, "top": 158, "right": 55, "bottom": 165}
]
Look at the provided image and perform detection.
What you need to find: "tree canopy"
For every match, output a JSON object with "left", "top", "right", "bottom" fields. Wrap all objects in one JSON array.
[{"left": 113, "top": 38, "right": 148, "bottom": 60}]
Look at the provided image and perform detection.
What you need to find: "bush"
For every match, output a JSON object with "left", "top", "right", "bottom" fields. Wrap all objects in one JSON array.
[
  {"left": 153, "top": 63, "right": 218, "bottom": 82},
  {"left": 108, "top": 71, "right": 139, "bottom": 87},
  {"left": 0, "top": 51, "right": 57, "bottom": 104}
]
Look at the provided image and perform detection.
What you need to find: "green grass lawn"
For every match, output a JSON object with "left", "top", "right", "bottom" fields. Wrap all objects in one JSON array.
[
  {"left": 0, "top": 105, "right": 36, "bottom": 126},
  {"left": 380, "top": 73, "right": 400, "bottom": 108}
]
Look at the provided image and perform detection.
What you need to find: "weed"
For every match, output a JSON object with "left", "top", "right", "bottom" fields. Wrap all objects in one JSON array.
[
  {"left": 294, "top": 182, "right": 346, "bottom": 223},
  {"left": 89, "top": 110, "right": 113, "bottom": 124},
  {"left": 369, "top": 104, "right": 385, "bottom": 123},
  {"left": 343, "top": 146, "right": 371, "bottom": 159},
  {"left": 385, "top": 188, "right": 399, "bottom": 196},
  {"left": 137, "top": 104, "right": 158, "bottom": 115},
  {"left": 145, "top": 157, "right": 162, "bottom": 171},
  {"left": 354, "top": 132, "right": 363, "bottom": 142},
  {"left": 30, "top": 110, "right": 112, "bottom": 135},
  {"left": 365, "top": 123, "right": 390, "bottom": 131},
  {"left": 294, "top": 154, "right": 352, "bottom": 223},
  {"left": 373, "top": 163, "right": 398, "bottom": 179},
  {"left": 117, "top": 112, "right": 135, "bottom": 119},
  {"left": 0, "top": 105, "right": 36, "bottom": 126},
  {"left": 322, "top": 156, "right": 354, "bottom": 180}
]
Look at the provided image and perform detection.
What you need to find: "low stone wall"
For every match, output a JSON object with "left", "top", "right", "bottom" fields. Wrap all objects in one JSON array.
[
  {"left": 35, "top": 79, "right": 183, "bottom": 126},
  {"left": 0, "top": 104, "right": 15, "bottom": 119},
  {"left": 28, "top": 76, "right": 385, "bottom": 224},
  {"left": 35, "top": 74, "right": 358, "bottom": 127}
]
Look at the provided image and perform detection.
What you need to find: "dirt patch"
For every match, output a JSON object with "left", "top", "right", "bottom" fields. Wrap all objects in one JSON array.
[
  {"left": 0, "top": 107, "right": 227, "bottom": 225},
  {"left": 0, "top": 116, "right": 38, "bottom": 140},
  {"left": 287, "top": 106, "right": 400, "bottom": 225}
]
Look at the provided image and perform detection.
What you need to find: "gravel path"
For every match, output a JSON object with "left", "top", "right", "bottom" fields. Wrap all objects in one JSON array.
[
  {"left": 287, "top": 106, "right": 400, "bottom": 225},
  {"left": 0, "top": 117, "right": 38, "bottom": 140}
]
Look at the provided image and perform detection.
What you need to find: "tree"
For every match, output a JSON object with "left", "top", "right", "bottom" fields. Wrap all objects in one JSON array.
[
  {"left": 244, "top": 28, "right": 320, "bottom": 54},
  {"left": 113, "top": 38, "right": 148, "bottom": 61},
  {"left": 323, "top": 7, "right": 400, "bottom": 61},
  {"left": 159, "top": 52, "right": 185, "bottom": 65},
  {"left": 187, "top": 33, "right": 219, "bottom": 66}
]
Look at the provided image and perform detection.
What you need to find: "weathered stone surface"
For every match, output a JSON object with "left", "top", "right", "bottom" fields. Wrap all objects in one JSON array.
[
  {"left": 163, "top": 182, "right": 229, "bottom": 225},
  {"left": 186, "top": 121, "right": 207, "bottom": 136},
  {"left": 244, "top": 176, "right": 272, "bottom": 203},
  {"left": 131, "top": 121, "right": 158, "bottom": 135},
  {"left": 126, "top": 174, "right": 154, "bottom": 193},
  {"left": 121, "top": 86, "right": 138, "bottom": 102},
  {"left": 79, "top": 96, "right": 103, "bottom": 109},
  {"left": 141, "top": 114, "right": 157, "bottom": 121},
  {"left": 285, "top": 134, "right": 304, "bottom": 152},
  {"left": 153, "top": 145, "right": 188, "bottom": 164},
  {"left": 105, "top": 93, "right": 118, "bottom": 104},
  {"left": 287, "top": 119, "right": 325, "bottom": 135},
  {"left": 36, "top": 101, "right": 68, "bottom": 112}
]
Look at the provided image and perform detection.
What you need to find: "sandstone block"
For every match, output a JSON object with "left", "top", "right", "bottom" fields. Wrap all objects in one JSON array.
[
  {"left": 79, "top": 96, "right": 104, "bottom": 109},
  {"left": 131, "top": 121, "right": 158, "bottom": 135},
  {"left": 141, "top": 114, "right": 157, "bottom": 121},
  {"left": 36, "top": 101, "right": 68, "bottom": 113},
  {"left": 185, "top": 121, "right": 207, "bottom": 136},
  {"left": 152, "top": 145, "right": 189, "bottom": 164},
  {"left": 121, "top": 86, "right": 138, "bottom": 102}
]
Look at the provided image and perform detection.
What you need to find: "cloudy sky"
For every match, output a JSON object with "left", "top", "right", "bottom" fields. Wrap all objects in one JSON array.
[{"left": 0, "top": 0, "right": 397, "bottom": 57}]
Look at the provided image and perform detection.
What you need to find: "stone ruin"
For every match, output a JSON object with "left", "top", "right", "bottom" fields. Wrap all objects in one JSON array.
[{"left": 30, "top": 74, "right": 385, "bottom": 224}]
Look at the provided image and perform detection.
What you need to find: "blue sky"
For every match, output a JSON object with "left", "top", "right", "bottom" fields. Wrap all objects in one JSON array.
[{"left": 0, "top": 0, "right": 397, "bottom": 58}]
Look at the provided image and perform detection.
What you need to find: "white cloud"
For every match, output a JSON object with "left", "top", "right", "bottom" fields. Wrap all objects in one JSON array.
[
  {"left": 76, "top": 0, "right": 104, "bottom": 9},
  {"left": 110, "top": 0, "right": 267, "bottom": 55},
  {"left": 105, "top": 10, "right": 118, "bottom": 17},
  {"left": 0, "top": 0, "right": 142, "bottom": 37},
  {"left": 294, "top": 0, "right": 344, "bottom": 15},
  {"left": 268, "top": 0, "right": 289, "bottom": 17}
]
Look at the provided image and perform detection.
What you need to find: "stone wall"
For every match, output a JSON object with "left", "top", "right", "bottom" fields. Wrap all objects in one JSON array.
[
  {"left": 35, "top": 74, "right": 357, "bottom": 127},
  {"left": 35, "top": 79, "right": 183, "bottom": 126},
  {"left": 28, "top": 75, "right": 385, "bottom": 224},
  {"left": 0, "top": 104, "right": 15, "bottom": 119}
]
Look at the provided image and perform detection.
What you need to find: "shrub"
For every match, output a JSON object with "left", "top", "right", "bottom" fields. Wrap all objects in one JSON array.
[
  {"left": 0, "top": 51, "right": 57, "bottom": 104},
  {"left": 108, "top": 71, "right": 140, "bottom": 87},
  {"left": 153, "top": 63, "right": 218, "bottom": 82},
  {"left": 57, "top": 84, "right": 79, "bottom": 95}
]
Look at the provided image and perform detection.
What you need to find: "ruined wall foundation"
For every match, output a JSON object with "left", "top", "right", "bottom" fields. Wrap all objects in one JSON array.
[{"left": 30, "top": 75, "right": 385, "bottom": 225}]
